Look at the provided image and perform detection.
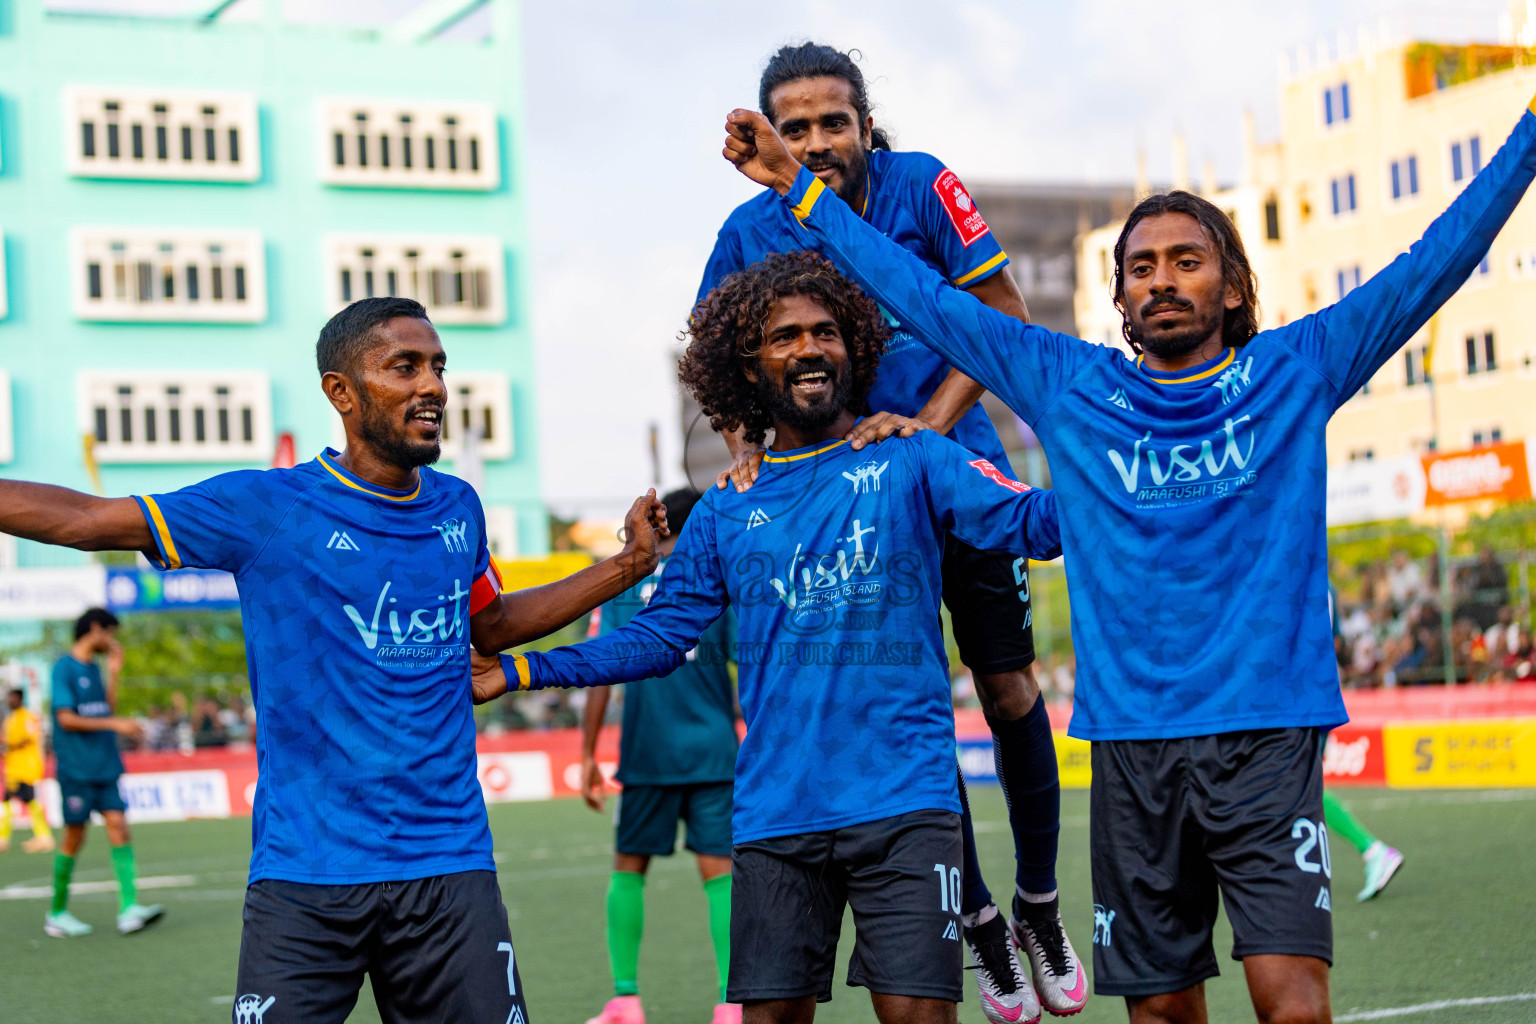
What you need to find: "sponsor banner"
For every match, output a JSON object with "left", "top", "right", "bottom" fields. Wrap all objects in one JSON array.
[
  {"left": 476, "top": 751, "right": 554, "bottom": 803},
  {"left": 0, "top": 566, "right": 106, "bottom": 621},
  {"left": 960, "top": 733, "right": 1093, "bottom": 789},
  {"left": 1325, "top": 457, "right": 1424, "bottom": 527},
  {"left": 1321, "top": 726, "right": 1386, "bottom": 785},
  {"left": 105, "top": 567, "right": 240, "bottom": 613},
  {"left": 1422, "top": 440, "right": 1532, "bottom": 507},
  {"left": 1383, "top": 717, "right": 1536, "bottom": 788},
  {"left": 119, "top": 770, "right": 232, "bottom": 823}
]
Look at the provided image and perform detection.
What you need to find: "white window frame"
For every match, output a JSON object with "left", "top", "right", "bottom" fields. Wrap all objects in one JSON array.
[
  {"left": 484, "top": 505, "right": 519, "bottom": 559},
  {"left": 63, "top": 85, "right": 260, "bottom": 183},
  {"left": 1446, "top": 129, "right": 1485, "bottom": 193},
  {"left": 1335, "top": 264, "right": 1362, "bottom": 301},
  {"left": 1321, "top": 81, "right": 1352, "bottom": 130},
  {"left": 322, "top": 233, "right": 506, "bottom": 326},
  {"left": 76, "top": 370, "right": 272, "bottom": 464},
  {"left": 1403, "top": 343, "right": 1431, "bottom": 389},
  {"left": 1328, "top": 171, "right": 1359, "bottom": 220},
  {"left": 316, "top": 97, "right": 500, "bottom": 191},
  {"left": 71, "top": 227, "right": 267, "bottom": 323},
  {"left": 1385, "top": 154, "right": 1421, "bottom": 206},
  {"left": 1463, "top": 327, "right": 1498, "bottom": 377}
]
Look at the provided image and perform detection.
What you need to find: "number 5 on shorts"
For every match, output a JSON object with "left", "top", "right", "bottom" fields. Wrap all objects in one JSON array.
[{"left": 933, "top": 862, "right": 961, "bottom": 912}]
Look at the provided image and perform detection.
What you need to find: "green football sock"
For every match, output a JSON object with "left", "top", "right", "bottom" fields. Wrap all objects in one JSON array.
[
  {"left": 51, "top": 852, "right": 75, "bottom": 915},
  {"left": 110, "top": 844, "right": 137, "bottom": 913},
  {"left": 606, "top": 871, "right": 645, "bottom": 997},
  {"left": 703, "top": 873, "right": 732, "bottom": 1003},
  {"left": 1323, "top": 790, "right": 1376, "bottom": 855}
]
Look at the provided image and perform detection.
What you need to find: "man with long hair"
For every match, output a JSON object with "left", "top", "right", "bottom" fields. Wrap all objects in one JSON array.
[
  {"left": 482, "top": 251, "right": 1061, "bottom": 1024},
  {"left": 699, "top": 44, "right": 1079, "bottom": 1022},
  {"left": 720, "top": 91, "right": 1536, "bottom": 1024},
  {"left": 0, "top": 296, "right": 668, "bottom": 1023}
]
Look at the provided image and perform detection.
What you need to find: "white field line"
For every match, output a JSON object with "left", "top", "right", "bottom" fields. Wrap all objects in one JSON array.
[
  {"left": 0, "top": 873, "right": 197, "bottom": 900},
  {"left": 1354, "top": 789, "right": 1536, "bottom": 811},
  {"left": 1335, "top": 993, "right": 1536, "bottom": 1021}
]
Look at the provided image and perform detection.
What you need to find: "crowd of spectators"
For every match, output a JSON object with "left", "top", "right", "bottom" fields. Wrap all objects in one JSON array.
[
  {"left": 122, "top": 692, "right": 256, "bottom": 752},
  {"left": 1335, "top": 546, "right": 1534, "bottom": 687}
]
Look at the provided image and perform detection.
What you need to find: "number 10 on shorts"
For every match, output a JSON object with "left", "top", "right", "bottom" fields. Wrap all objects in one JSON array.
[{"left": 933, "top": 863, "right": 962, "bottom": 912}]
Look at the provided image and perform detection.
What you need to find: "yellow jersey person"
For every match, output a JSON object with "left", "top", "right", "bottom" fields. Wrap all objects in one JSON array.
[{"left": 1, "top": 687, "right": 55, "bottom": 853}]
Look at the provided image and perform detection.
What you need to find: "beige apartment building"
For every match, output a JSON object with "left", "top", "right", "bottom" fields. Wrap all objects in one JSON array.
[{"left": 1076, "top": 13, "right": 1536, "bottom": 470}]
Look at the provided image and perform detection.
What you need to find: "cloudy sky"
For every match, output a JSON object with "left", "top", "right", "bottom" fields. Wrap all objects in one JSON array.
[{"left": 50, "top": 0, "right": 1511, "bottom": 515}]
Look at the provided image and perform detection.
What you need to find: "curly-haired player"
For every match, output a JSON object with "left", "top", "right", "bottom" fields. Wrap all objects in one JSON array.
[{"left": 479, "top": 254, "right": 1063, "bottom": 1024}]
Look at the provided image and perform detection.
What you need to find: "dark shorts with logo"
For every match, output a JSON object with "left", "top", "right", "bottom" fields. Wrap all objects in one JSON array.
[
  {"left": 4, "top": 781, "right": 36, "bottom": 804},
  {"left": 233, "top": 870, "right": 528, "bottom": 1024},
  {"left": 59, "top": 777, "right": 126, "bottom": 825},
  {"left": 941, "top": 534, "right": 1035, "bottom": 675},
  {"left": 616, "top": 781, "right": 733, "bottom": 857},
  {"left": 727, "top": 808, "right": 964, "bottom": 1004},
  {"left": 1089, "top": 727, "right": 1333, "bottom": 997}
]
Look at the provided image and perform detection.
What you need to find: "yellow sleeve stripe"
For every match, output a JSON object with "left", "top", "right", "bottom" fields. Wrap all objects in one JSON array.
[
  {"left": 953, "top": 251, "right": 1009, "bottom": 288},
  {"left": 138, "top": 495, "right": 183, "bottom": 570},
  {"left": 790, "top": 175, "right": 828, "bottom": 223},
  {"left": 1529, "top": 89, "right": 1536, "bottom": 116},
  {"left": 512, "top": 654, "right": 532, "bottom": 692}
]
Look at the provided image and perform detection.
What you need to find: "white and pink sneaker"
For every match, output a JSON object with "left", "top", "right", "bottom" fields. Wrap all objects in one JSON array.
[
  {"left": 1011, "top": 901, "right": 1088, "bottom": 1017},
  {"left": 710, "top": 1002, "right": 742, "bottom": 1024},
  {"left": 586, "top": 995, "right": 645, "bottom": 1024}
]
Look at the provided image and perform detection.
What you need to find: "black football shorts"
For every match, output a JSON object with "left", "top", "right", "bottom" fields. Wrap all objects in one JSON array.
[
  {"left": 1089, "top": 727, "right": 1333, "bottom": 997},
  {"left": 727, "top": 808, "right": 964, "bottom": 1004},
  {"left": 941, "top": 534, "right": 1036, "bottom": 675}
]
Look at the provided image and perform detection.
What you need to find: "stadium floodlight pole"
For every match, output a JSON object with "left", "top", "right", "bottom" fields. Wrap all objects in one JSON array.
[{"left": 723, "top": 89, "right": 1536, "bottom": 1024}]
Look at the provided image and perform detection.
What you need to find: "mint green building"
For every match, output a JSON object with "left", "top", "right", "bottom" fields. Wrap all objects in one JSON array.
[{"left": 0, "top": 0, "right": 545, "bottom": 565}]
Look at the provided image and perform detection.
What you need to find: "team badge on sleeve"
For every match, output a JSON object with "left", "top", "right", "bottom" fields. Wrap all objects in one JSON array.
[
  {"left": 933, "top": 169, "right": 991, "bottom": 247},
  {"left": 968, "top": 458, "right": 1030, "bottom": 493}
]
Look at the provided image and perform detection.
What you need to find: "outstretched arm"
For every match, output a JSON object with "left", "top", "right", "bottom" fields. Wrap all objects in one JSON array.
[
  {"left": 0, "top": 481, "right": 154, "bottom": 554},
  {"left": 470, "top": 491, "right": 670, "bottom": 654},
  {"left": 721, "top": 110, "right": 1089, "bottom": 426},
  {"left": 1288, "top": 92, "right": 1536, "bottom": 399},
  {"left": 914, "top": 432, "right": 1062, "bottom": 560}
]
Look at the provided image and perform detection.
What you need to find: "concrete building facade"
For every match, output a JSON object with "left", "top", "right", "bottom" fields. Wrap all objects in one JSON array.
[{"left": 0, "top": 0, "right": 545, "bottom": 566}]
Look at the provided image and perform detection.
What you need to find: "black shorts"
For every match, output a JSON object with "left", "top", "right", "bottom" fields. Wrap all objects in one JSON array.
[
  {"left": 941, "top": 534, "right": 1035, "bottom": 675},
  {"left": 5, "top": 781, "right": 36, "bottom": 804},
  {"left": 727, "top": 808, "right": 964, "bottom": 1004},
  {"left": 615, "top": 781, "right": 733, "bottom": 857},
  {"left": 59, "top": 777, "right": 126, "bottom": 825},
  {"left": 1089, "top": 728, "right": 1333, "bottom": 998},
  {"left": 234, "top": 871, "right": 529, "bottom": 1024}
]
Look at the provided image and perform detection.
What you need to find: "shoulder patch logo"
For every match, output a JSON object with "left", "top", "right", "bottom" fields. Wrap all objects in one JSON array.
[
  {"left": 326, "top": 530, "right": 361, "bottom": 552},
  {"left": 932, "top": 169, "right": 991, "bottom": 247},
  {"left": 967, "top": 458, "right": 1030, "bottom": 494},
  {"left": 746, "top": 508, "right": 773, "bottom": 530}
]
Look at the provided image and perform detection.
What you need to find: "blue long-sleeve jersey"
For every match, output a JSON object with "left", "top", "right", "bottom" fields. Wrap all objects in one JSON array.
[
  {"left": 513, "top": 431, "right": 1060, "bottom": 842},
  {"left": 780, "top": 95, "right": 1536, "bottom": 741}
]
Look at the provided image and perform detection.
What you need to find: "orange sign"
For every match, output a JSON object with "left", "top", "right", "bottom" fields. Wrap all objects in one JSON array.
[{"left": 1421, "top": 441, "right": 1532, "bottom": 506}]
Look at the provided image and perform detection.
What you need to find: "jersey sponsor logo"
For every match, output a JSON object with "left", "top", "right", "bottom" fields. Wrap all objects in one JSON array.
[
  {"left": 842, "top": 459, "right": 890, "bottom": 494},
  {"left": 1211, "top": 356, "right": 1254, "bottom": 405},
  {"left": 234, "top": 995, "right": 276, "bottom": 1023},
  {"left": 941, "top": 919, "right": 960, "bottom": 941},
  {"left": 1105, "top": 416, "right": 1258, "bottom": 506},
  {"left": 432, "top": 517, "right": 471, "bottom": 553},
  {"left": 967, "top": 459, "right": 1030, "bottom": 494},
  {"left": 326, "top": 530, "right": 361, "bottom": 551},
  {"left": 769, "top": 519, "right": 883, "bottom": 617},
  {"left": 74, "top": 700, "right": 111, "bottom": 716},
  {"left": 1092, "top": 904, "right": 1115, "bottom": 946},
  {"left": 932, "top": 169, "right": 991, "bottom": 247},
  {"left": 1106, "top": 388, "right": 1135, "bottom": 411},
  {"left": 746, "top": 508, "right": 773, "bottom": 530},
  {"left": 342, "top": 578, "right": 471, "bottom": 667}
]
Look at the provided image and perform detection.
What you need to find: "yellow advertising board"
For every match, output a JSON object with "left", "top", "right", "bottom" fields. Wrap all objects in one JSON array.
[
  {"left": 492, "top": 553, "right": 595, "bottom": 592},
  {"left": 1055, "top": 732, "right": 1093, "bottom": 789},
  {"left": 1382, "top": 718, "right": 1536, "bottom": 788}
]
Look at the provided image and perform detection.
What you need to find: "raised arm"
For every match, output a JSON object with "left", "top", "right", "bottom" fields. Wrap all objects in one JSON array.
[
  {"left": 469, "top": 491, "right": 669, "bottom": 654},
  {"left": 721, "top": 110, "right": 1089, "bottom": 425},
  {"left": 1288, "top": 92, "right": 1536, "bottom": 399},
  {"left": 0, "top": 481, "right": 154, "bottom": 554}
]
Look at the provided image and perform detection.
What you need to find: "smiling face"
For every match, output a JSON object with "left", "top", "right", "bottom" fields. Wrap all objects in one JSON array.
[
  {"left": 330, "top": 316, "right": 448, "bottom": 470},
  {"left": 767, "top": 75, "right": 872, "bottom": 206},
  {"left": 748, "top": 292, "right": 854, "bottom": 434},
  {"left": 1120, "top": 212, "right": 1241, "bottom": 363}
]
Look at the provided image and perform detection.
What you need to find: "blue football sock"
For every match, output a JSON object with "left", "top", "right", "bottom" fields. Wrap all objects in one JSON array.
[
  {"left": 957, "top": 770, "right": 994, "bottom": 918},
  {"left": 989, "top": 696, "right": 1060, "bottom": 896}
]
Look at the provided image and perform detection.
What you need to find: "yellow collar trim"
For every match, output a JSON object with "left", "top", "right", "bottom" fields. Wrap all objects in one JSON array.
[
  {"left": 318, "top": 453, "right": 422, "bottom": 501},
  {"left": 762, "top": 439, "right": 848, "bottom": 463},
  {"left": 1138, "top": 347, "right": 1236, "bottom": 384}
]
